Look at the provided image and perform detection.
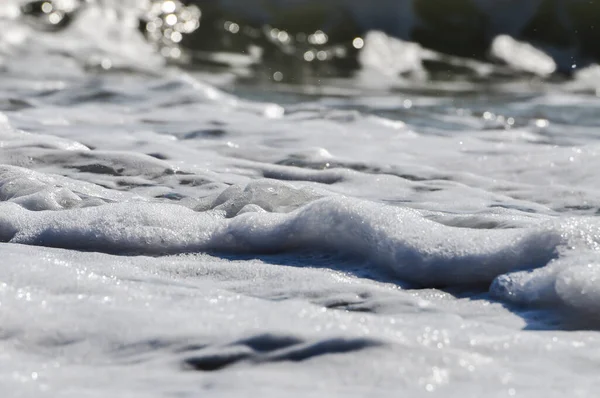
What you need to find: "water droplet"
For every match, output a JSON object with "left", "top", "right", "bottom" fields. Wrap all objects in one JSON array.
[
  {"left": 170, "top": 31, "right": 182, "bottom": 43},
  {"left": 165, "top": 13, "right": 177, "bottom": 26},
  {"left": 41, "top": 2, "right": 52, "bottom": 13},
  {"left": 352, "top": 37, "right": 364, "bottom": 49},
  {"left": 100, "top": 58, "right": 112, "bottom": 70},
  {"left": 161, "top": 0, "right": 176, "bottom": 14},
  {"left": 48, "top": 12, "right": 62, "bottom": 24}
]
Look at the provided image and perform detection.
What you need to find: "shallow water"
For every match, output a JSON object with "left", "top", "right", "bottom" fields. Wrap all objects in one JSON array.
[{"left": 3, "top": 0, "right": 600, "bottom": 396}]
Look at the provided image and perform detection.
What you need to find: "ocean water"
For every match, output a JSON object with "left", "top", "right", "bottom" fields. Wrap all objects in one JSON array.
[{"left": 3, "top": 0, "right": 600, "bottom": 396}]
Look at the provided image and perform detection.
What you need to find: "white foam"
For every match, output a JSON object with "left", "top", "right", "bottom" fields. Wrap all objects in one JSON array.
[
  {"left": 491, "top": 35, "right": 556, "bottom": 76},
  {"left": 0, "top": 165, "right": 566, "bottom": 287},
  {"left": 4, "top": 1, "right": 600, "bottom": 395},
  {"left": 492, "top": 247, "right": 600, "bottom": 320},
  {"left": 0, "top": 242, "right": 581, "bottom": 396},
  {"left": 358, "top": 31, "right": 427, "bottom": 78}
]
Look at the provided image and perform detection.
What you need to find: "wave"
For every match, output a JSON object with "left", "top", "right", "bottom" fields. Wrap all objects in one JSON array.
[
  {"left": 3, "top": 0, "right": 600, "bottom": 326},
  {"left": 3, "top": 157, "right": 600, "bottom": 322},
  {"left": 2, "top": 121, "right": 600, "bottom": 324},
  {"left": 13, "top": 0, "right": 600, "bottom": 79}
]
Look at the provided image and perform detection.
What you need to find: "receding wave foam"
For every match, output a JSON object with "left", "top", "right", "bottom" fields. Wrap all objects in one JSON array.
[
  {"left": 4, "top": 2, "right": 600, "bottom": 396},
  {"left": 0, "top": 166, "right": 559, "bottom": 284},
  {"left": 4, "top": 160, "right": 600, "bottom": 320}
]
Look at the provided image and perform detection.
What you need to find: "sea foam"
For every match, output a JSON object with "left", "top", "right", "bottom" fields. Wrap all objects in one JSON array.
[{"left": 0, "top": 165, "right": 579, "bottom": 290}]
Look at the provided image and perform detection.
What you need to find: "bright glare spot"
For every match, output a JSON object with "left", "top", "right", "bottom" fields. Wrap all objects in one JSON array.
[
  {"left": 41, "top": 2, "right": 53, "bottom": 13},
  {"left": 170, "top": 31, "right": 182, "bottom": 43},
  {"left": 309, "top": 30, "right": 328, "bottom": 45},
  {"left": 535, "top": 119, "right": 549, "bottom": 128},
  {"left": 273, "top": 71, "right": 283, "bottom": 82},
  {"left": 278, "top": 31, "right": 289, "bottom": 42},
  {"left": 224, "top": 21, "right": 237, "bottom": 33},
  {"left": 264, "top": 104, "right": 284, "bottom": 118},
  {"left": 48, "top": 12, "right": 62, "bottom": 24},
  {"left": 165, "top": 13, "right": 177, "bottom": 26},
  {"left": 161, "top": 0, "right": 177, "bottom": 14},
  {"left": 352, "top": 37, "right": 364, "bottom": 49},
  {"left": 100, "top": 58, "right": 112, "bottom": 70},
  {"left": 183, "top": 20, "right": 199, "bottom": 32}
]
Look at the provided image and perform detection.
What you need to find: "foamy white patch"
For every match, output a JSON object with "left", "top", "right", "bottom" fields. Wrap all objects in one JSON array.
[
  {"left": 0, "top": 113, "right": 88, "bottom": 151},
  {"left": 358, "top": 31, "right": 426, "bottom": 78},
  {"left": 0, "top": 162, "right": 597, "bottom": 298},
  {"left": 3, "top": 2, "right": 600, "bottom": 395},
  {"left": 493, "top": 243, "right": 600, "bottom": 322},
  {"left": 491, "top": 35, "right": 556, "bottom": 76},
  {"left": 2, "top": 242, "right": 600, "bottom": 397}
]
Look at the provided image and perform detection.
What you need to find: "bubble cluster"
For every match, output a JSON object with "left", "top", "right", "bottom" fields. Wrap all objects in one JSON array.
[
  {"left": 262, "top": 26, "right": 358, "bottom": 66},
  {"left": 20, "top": 0, "right": 365, "bottom": 79},
  {"left": 20, "top": 0, "right": 81, "bottom": 31},
  {"left": 139, "top": 0, "right": 201, "bottom": 60},
  {"left": 139, "top": 1, "right": 363, "bottom": 78}
]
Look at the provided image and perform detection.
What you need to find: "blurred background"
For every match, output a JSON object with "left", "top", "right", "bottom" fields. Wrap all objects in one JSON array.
[{"left": 10, "top": 0, "right": 600, "bottom": 91}]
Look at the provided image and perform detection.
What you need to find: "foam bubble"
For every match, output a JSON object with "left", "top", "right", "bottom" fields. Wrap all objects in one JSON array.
[{"left": 0, "top": 166, "right": 566, "bottom": 287}]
